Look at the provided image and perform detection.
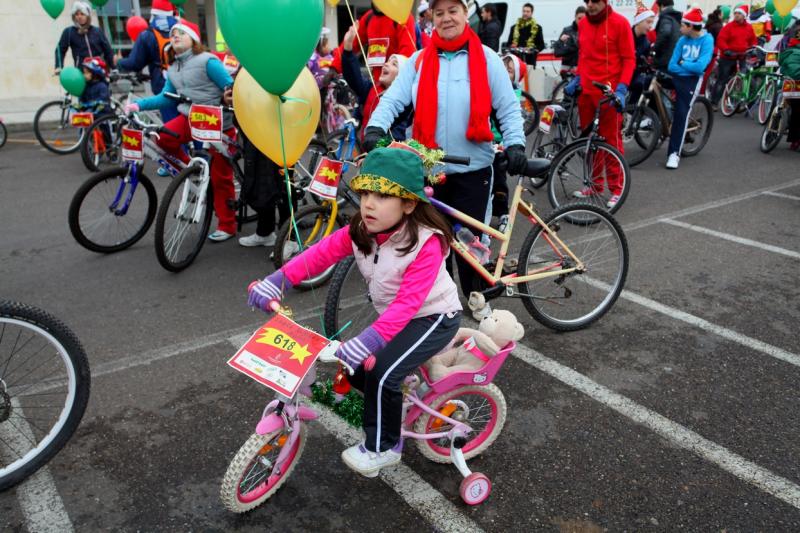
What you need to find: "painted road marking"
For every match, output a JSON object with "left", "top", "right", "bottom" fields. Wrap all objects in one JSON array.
[
  {"left": 763, "top": 191, "right": 800, "bottom": 201},
  {"left": 511, "top": 343, "right": 800, "bottom": 510},
  {"left": 660, "top": 218, "right": 800, "bottom": 260},
  {"left": 584, "top": 277, "right": 800, "bottom": 369}
]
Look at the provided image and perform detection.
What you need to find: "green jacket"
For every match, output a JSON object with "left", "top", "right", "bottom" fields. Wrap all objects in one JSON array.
[{"left": 779, "top": 46, "right": 800, "bottom": 81}]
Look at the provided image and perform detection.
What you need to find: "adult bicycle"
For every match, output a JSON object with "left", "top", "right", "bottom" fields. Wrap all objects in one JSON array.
[
  {"left": 33, "top": 91, "right": 90, "bottom": 154},
  {"left": 0, "top": 301, "right": 91, "bottom": 491},
  {"left": 324, "top": 146, "right": 629, "bottom": 339},
  {"left": 720, "top": 46, "right": 777, "bottom": 121},
  {"left": 760, "top": 79, "right": 800, "bottom": 153},
  {"left": 621, "top": 70, "right": 714, "bottom": 167}
]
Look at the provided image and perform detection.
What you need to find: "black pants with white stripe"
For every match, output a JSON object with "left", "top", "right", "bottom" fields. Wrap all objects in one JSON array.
[{"left": 348, "top": 312, "right": 461, "bottom": 452}]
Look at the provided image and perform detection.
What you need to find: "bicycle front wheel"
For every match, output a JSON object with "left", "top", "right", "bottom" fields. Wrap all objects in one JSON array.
[
  {"left": 760, "top": 104, "right": 786, "bottom": 154},
  {"left": 720, "top": 76, "right": 743, "bottom": 117},
  {"left": 547, "top": 140, "right": 631, "bottom": 218},
  {"left": 219, "top": 425, "right": 307, "bottom": 513},
  {"left": 517, "top": 203, "right": 629, "bottom": 331},
  {"left": 757, "top": 78, "right": 778, "bottom": 126},
  {"left": 520, "top": 90, "right": 540, "bottom": 137},
  {"left": 273, "top": 204, "right": 346, "bottom": 291},
  {"left": 154, "top": 165, "right": 214, "bottom": 272},
  {"left": 33, "top": 100, "right": 84, "bottom": 154},
  {"left": 80, "top": 115, "right": 123, "bottom": 172},
  {"left": 681, "top": 96, "right": 714, "bottom": 157},
  {"left": 323, "top": 256, "right": 379, "bottom": 341},
  {"left": 68, "top": 166, "right": 157, "bottom": 253},
  {"left": 0, "top": 301, "right": 91, "bottom": 492},
  {"left": 622, "top": 105, "right": 661, "bottom": 167}
]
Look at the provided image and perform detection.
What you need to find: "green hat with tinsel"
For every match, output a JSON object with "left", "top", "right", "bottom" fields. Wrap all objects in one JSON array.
[{"left": 349, "top": 147, "right": 429, "bottom": 203}]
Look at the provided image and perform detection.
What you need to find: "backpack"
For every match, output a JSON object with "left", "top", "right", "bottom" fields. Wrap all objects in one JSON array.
[{"left": 151, "top": 28, "right": 172, "bottom": 72}]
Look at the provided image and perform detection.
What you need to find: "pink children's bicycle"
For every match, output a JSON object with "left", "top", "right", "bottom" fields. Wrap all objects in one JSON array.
[{"left": 219, "top": 303, "right": 515, "bottom": 511}]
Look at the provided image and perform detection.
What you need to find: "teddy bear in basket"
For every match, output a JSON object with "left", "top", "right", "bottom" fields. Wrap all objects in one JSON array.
[{"left": 425, "top": 309, "right": 525, "bottom": 382}]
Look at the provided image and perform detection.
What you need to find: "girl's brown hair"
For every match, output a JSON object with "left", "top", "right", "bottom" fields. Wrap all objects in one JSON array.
[{"left": 349, "top": 201, "right": 454, "bottom": 257}]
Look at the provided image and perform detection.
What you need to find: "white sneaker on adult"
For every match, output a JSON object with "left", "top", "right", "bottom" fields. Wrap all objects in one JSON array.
[
  {"left": 238, "top": 232, "right": 276, "bottom": 247},
  {"left": 341, "top": 442, "right": 401, "bottom": 478},
  {"left": 471, "top": 302, "right": 492, "bottom": 322},
  {"left": 666, "top": 153, "right": 680, "bottom": 170}
]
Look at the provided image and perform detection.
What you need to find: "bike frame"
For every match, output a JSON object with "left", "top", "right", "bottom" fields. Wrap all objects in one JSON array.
[{"left": 429, "top": 177, "right": 584, "bottom": 288}]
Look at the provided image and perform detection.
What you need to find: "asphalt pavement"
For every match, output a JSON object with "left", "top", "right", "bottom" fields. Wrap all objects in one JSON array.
[{"left": 1, "top": 114, "right": 799, "bottom": 532}]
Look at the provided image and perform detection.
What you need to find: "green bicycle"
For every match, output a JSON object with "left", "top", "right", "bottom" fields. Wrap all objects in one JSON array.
[{"left": 720, "top": 46, "right": 779, "bottom": 124}]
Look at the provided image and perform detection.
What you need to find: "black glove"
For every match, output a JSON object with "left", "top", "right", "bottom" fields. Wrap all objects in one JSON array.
[
  {"left": 362, "top": 126, "right": 387, "bottom": 153},
  {"left": 504, "top": 145, "right": 528, "bottom": 176}
]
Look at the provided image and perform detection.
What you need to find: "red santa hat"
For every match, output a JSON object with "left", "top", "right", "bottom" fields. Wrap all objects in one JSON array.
[
  {"left": 734, "top": 5, "right": 749, "bottom": 17},
  {"left": 633, "top": 6, "right": 656, "bottom": 26},
  {"left": 151, "top": 0, "right": 175, "bottom": 17},
  {"left": 502, "top": 54, "right": 527, "bottom": 86},
  {"left": 682, "top": 8, "right": 704, "bottom": 26},
  {"left": 171, "top": 20, "right": 201, "bottom": 44}
]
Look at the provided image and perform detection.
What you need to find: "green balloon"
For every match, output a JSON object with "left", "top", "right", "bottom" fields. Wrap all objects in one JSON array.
[
  {"left": 772, "top": 12, "right": 794, "bottom": 31},
  {"left": 60, "top": 67, "right": 86, "bottom": 97},
  {"left": 217, "top": 0, "right": 323, "bottom": 95},
  {"left": 766, "top": 0, "right": 776, "bottom": 14},
  {"left": 40, "top": 0, "right": 64, "bottom": 19},
  {"left": 720, "top": 5, "right": 732, "bottom": 21},
  {"left": 91, "top": 0, "right": 109, "bottom": 7},
  {"left": 171, "top": 0, "right": 187, "bottom": 5}
]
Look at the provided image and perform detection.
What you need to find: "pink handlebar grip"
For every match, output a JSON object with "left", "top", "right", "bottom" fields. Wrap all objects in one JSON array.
[{"left": 363, "top": 355, "right": 376, "bottom": 371}]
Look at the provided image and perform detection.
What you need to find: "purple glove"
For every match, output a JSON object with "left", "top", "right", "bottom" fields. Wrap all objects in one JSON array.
[
  {"left": 335, "top": 327, "right": 386, "bottom": 369},
  {"left": 248, "top": 271, "right": 292, "bottom": 312}
]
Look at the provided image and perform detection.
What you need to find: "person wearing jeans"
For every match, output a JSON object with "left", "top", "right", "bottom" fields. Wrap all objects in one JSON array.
[{"left": 665, "top": 8, "right": 714, "bottom": 169}]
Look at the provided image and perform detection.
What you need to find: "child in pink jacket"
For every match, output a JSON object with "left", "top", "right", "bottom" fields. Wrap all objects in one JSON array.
[{"left": 248, "top": 147, "right": 462, "bottom": 477}]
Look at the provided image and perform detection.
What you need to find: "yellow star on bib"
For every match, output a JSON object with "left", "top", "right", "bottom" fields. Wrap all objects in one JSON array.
[
  {"left": 290, "top": 344, "right": 313, "bottom": 365},
  {"left": 206, "top": 114, "right": 219, "bottom": 126}
]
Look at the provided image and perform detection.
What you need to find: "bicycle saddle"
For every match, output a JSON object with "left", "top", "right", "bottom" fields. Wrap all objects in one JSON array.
[{"left": 525, "top": 159, "right": 551, "bottom": 177}]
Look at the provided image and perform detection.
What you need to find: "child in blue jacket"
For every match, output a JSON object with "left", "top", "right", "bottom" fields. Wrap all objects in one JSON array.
[{"left": 665, "top": 8, "right": 714, "bottom": 169}]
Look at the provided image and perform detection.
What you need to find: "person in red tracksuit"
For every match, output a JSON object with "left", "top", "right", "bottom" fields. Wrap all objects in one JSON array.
[
  {"left": 357, "top": 3, "right": 418, "bottom": 81},
  {"left": 564, "top": 0, "right": 635, "bottom": 209},
  {"left": 711, "top": 5, "right": 757, "bottom": 106}
]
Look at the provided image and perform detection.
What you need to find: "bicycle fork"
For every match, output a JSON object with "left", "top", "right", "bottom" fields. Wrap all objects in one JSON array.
[{"left": 178, "top": 157, "right": 211, "bottom": 223}]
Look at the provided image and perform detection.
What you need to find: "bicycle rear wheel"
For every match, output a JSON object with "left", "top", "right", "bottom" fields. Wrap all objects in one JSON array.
[
  {"left": 33, "top": 100, "right": 85, "bottom": 154},
  {"left": 517, "top": 203, "right": 628, "bottom": 331},
  {"left": 720, "top": 76, "right": 743, "bottom": 117},
  {"left": 273, "top": 204, "right": 346, "bottom": 291},
  {"left": 219, "top": 425, "right": 306, "bottom": 513},
  {"left": 547, "top": 140, "right": 631, "bottom": 219},
  {"left": 760, "top": 104, "right": 786, "bottom": 154},
  {"left": 323, "top": 256, "right": 379, "bottom": 341},
  {"left": 520, "top": 90, "right": 540, "bottom": 137},
  {"left": 622, "top": 106, "right": 660, "bottom": 167},
  {"left": 0, "top": 301, "right": 91, "bottom": 491},
  {"left": 68, "top": 166, "right": 157, "bottom": 253},
  {"left": 80, "top": 115, "right": 122, "bottom": 172},
  {"left": 681, "top": 97, "right": 714, "bottom": 157},
  {"left": 757, "top": 78, "right": 778, "bottom": 126},
  {"left": 154, "top": 164, "right": 214, "bottom": 272}
]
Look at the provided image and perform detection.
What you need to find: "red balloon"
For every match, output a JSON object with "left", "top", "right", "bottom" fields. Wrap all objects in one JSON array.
[{"left": 125, "top": 16, "right": 149, "bottom": 42}]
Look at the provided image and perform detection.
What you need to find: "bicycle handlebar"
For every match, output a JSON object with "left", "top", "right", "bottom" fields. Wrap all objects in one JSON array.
[
  {"left": 126, "top": 112, "right": 179, "bottom": 138},
  {"left": 165, "top": 91, "right": 234, "bottom": 114}
]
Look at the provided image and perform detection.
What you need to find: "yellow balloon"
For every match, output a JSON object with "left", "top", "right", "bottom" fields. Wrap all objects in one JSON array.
[
  {"left": 373, "top": 0, "right": 414, "bottom": 24},
  {"left": 233, "top": 68, "right": 321, "bottom": 167},
  {"left": 773, "top": 0, "right": 798, "bottom": 16},
  {"left": 326, "top": 0, "right": 340, "bottom": 6}
]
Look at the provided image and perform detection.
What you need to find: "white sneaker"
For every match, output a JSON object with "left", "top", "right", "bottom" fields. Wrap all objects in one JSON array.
[
  {"left": 238, "top": 232, "right": 276, "bottom": 247},
  {"left": 666, "top": 153, "right": 680, "bottom": 170},
  {"left": 471, "top": 302, "right": 492, "bottom": 322},
  {"left": 282, "top": 240, "right": 301, "bottom": 257},
  {"left": 341, "top": 442, "right": 401, "bottom": 478}
]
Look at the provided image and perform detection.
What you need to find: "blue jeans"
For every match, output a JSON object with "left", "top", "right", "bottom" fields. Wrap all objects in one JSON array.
[{"left": 668, "top": 75, "right": 702, "bottom": 157}]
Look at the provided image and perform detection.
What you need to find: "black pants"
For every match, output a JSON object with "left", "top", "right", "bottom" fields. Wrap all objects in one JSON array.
[
  {"left": 788, "top": 100, "right": 800, "bottom": 143},
  {"left": 242, "top": 137, "right": 296, "bottom": 236},
  {"left": 713, "top": 57, "right": 745, "bottom": 104},
  {"left": 433, "top": 165, "right": 493, "bottom": 297},
  {"left": 491, "top": 155, "right": 509, "bottom": 218},
  {"left": 349, "top": 313, "right": 461, "bottom": 452}
]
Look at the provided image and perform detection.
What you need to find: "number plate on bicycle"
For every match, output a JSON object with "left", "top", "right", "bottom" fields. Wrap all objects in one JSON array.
[
  {"left": 367, "top": 37, "right": 390, "bottom": 67},
  {"left": 783, "top": 80, "right": 800, "bottom": 100},
  {"left": 189, "top": 104, "right": 223, "bottom": 142},
  {"left": 538, "top": 105, "right": 557, "bottom": 134},
  {"left": 121, "top": 127, "right": 143, "bottom": 162},
  {"left": 227, "top": 314, "right": 329, "bottom": 397},
  {"left": 70, "top": 112, "right": 93, "bottom": 128},
  {"left": 765, "top": 53, "right": 779, "bottom": 68},
  {"left": 308, "top": 157, "right": 343, "bottom": 199}
]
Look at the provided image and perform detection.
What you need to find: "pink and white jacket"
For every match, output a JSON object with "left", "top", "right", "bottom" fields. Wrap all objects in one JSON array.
[{"left": 281, "top": 225, "right": 462, "bottom": 342}]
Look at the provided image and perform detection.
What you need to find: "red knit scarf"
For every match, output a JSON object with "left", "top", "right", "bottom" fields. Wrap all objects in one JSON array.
[{"left": 412, "top": 26, "right": 493, "bottom": 148}]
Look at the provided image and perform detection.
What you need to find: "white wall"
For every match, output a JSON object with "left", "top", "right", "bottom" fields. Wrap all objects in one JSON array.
[{"left": 0, "top": 1, "right": 83, "bottom": 100}]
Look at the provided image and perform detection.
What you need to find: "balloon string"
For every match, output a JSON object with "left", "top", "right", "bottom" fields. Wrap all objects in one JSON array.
[
  {"left": 277, "top": 96, "right": 329, "bottom": 336},
  {"left": 344, "top": 0, "right": 396, "bottom": 142},
  {"left": 281, "top": 96, "right": 315, "bottom": 127}
]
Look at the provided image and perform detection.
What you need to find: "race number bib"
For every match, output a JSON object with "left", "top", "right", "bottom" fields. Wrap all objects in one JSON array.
[
  {"left": 121, "top": 127, "right": 143, "bottom": 162},
  {"left": 307, "top": 157, "right": 343, "bottom": 199},
  {"left": 71, "top": 112, "right": 93, "bottom": 128},
  {"left": 188, "top": 104, "right": 223, "bottom": 142},
  {"left": 227, "top": 314, "right": 329, "bottom": 397},
  {"left": 367, "top": 37, "right": 390, "bottom": 67}
]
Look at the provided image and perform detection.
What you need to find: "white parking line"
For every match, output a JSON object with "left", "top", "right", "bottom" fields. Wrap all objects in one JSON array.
[
  {"left": 763, "top": 191, "right": 800, "bottom": 201},
  {"left": 584, "top": 277, "right": 800, "bottom": 369},
  {"left": 660, "top": 218, "right": 800, "bottom": 260},
  {"left": 511, "top": 343, "right": 800, "bottom": 510}
]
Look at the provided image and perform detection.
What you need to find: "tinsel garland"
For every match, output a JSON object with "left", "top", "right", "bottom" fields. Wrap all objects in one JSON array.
[
  {"left": 375, "top": 139, "right": 447, "bottom": 185},
  {"left": 310, "top": 379, "right": 365, "bottom": 427}
]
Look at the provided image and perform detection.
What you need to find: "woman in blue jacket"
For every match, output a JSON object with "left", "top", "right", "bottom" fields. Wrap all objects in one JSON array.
[
  {"left": 665, "top": 8, "right": 714, "bottom": 170},
  {"left": 55, "top": 2, "right": 113, "bottom": 72}
]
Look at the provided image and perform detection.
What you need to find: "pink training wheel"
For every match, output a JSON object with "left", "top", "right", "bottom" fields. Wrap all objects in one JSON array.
[
  {"left": 459, "top": 472, "right": 491, "bottom": 505},
  {"left": 363, "top": 355, "right": 376, "bottom": 371}
]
